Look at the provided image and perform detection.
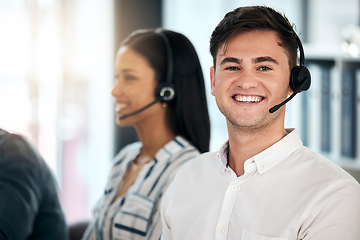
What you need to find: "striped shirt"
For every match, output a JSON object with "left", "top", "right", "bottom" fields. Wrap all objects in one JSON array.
[{"left": 83, "top": 136, "right": 199, "bottom": 240}]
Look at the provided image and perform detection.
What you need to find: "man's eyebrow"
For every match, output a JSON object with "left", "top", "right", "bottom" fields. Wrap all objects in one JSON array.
[
  {"left": 220, "top": 57, "right": 242, "bottom": 66},
  {"left": 253, "top": 56, "right": 279, "bottom": 64}
]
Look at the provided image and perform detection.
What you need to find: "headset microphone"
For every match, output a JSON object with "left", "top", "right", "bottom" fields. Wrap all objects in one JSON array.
[
  {"left": 269, "top": 92, "right": 296, "bottom": 113},
  {"left": 269, "top": 34, "right": 311, "bottom": 113},
  {"left": 119, "top": 99, "right": 159, "bottom": 120},
  {"left": 269, "top": 70, "right": 310, "bottom": 113}
]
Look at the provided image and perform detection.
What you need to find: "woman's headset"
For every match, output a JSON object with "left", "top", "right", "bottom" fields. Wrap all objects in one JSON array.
[{"left": 155, "top": 29, "right": 176, "bottom": 103}]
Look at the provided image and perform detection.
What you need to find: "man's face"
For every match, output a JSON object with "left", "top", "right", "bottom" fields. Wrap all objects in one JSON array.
[{"left": 210, "top": 30, "right": 292, "bottom": 132}]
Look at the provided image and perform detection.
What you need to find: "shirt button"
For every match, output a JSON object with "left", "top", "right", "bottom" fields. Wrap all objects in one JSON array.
[
  {"left": 259, "top": 165, "right": 264, "bottom": 172},
  {"left": 218, "top": 227, "right": 225, "bottom": 233},
  {"left": 231, "top": 185, "right": 237, "bottom": 191}
]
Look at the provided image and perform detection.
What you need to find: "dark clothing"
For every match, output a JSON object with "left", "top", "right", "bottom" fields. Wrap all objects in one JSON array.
[{"left": 0, "top": 129, "right": 69, "bottom": 240}]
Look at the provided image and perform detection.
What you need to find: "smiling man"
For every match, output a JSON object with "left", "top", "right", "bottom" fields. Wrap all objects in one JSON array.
[{"left": 160, "top": 6, "right": 360, "bottom": 240}]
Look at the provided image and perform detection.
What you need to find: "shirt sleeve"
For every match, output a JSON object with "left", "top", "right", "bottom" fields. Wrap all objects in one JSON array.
[{"left": 299, "top": 179, "right": 360, "bottom": 240}]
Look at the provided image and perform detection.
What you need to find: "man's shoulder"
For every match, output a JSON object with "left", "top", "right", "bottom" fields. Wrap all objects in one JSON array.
[
  {"left": 294, "top": 146, "right": 360, "bottom": 187},
  {"left": 0, "top": 130, "right": 40, "bottom": 162},
  {"left": 0, "top": 129, "right": 52, "bottom": 182}
]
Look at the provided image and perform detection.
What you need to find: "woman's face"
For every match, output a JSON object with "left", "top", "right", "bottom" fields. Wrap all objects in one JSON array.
[{"left": 112, "top": 46, "right": 164, "bottom": 126}]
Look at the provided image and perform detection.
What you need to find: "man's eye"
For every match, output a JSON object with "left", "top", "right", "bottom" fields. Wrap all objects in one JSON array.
[
  {"left": 225, "top": 66, "right": 239, "bottom": 71},
  {"left": 259, "top": 66, "right": 272, "bottom": 71}
]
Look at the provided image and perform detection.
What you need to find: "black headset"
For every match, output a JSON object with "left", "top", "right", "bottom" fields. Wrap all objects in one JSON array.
[
  {"left": 289, "top": 35, "right": 311, "bottom": 93},
  {"left": 155, "top": 29, "right": 176, "bottom": 103},
  {"left": 269, "top": 25, "right": 311, "bottom": 113},
  {"left": 271, "top": 10, "right": 311, "bottom": 93}
]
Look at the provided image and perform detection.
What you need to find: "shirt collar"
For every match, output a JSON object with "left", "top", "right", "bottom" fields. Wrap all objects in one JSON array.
[
  {"left": 217, "top": 141, "right": 229, "bottom": 169},
  {"left": 216, "top": 128, "right": 303, "bottom": 175},
  {"left": 253, "top": 128, "right": 303, "bottom": 174},
  {"left": 126, "top": 136, "right": 193, "bottom": 167},
  {"left": 154, "top": 136, "right": 194, "bottom": 163}
]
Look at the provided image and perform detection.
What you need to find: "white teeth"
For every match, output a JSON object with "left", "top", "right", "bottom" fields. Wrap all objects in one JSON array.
[
  {"left": 115, "top": 103, "right": 127, "bottom": 111},
  {"left": 234, "top": 95, "right": 262, "bottom": 103}
]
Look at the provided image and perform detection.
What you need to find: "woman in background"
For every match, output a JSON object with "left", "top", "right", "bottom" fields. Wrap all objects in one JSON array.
[{"left": 82, "top": 28, "right": 210, "bottom": 239}]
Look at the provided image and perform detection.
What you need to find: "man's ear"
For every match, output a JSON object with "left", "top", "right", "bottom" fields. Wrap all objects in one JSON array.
[{"left": 210, "top": 66, "right": 216, "bottom": 96}]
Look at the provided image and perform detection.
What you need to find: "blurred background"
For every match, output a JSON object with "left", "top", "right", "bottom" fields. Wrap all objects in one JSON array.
[{"left": 0, "top": 0, "right": 359, "bottom": 224}]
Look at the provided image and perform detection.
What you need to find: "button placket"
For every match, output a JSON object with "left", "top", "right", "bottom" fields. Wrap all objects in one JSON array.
[{"left": 215, "top": 179, "right": 243, "bottom": 239}]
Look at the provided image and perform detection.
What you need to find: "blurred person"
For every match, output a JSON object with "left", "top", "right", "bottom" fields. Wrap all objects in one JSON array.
[
  {"left": 160, "top": 6, "right": 360, "bottom": 240},
  {"left": 82, "top": 28, "right": 210, "bottom": 240},
  {"left": 0, "top": 128, "right": 69, "bottom": 239}
]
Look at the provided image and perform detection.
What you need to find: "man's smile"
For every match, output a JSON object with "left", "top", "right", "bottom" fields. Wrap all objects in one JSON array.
[{"left": 232, "top": 95, "right": 264, "bottom": 103}]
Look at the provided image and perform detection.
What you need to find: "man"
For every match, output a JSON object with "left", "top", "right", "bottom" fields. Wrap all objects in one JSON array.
[
  {"left": 0, "top": 128, "right": 69, "bottom": 239},
  {"left": 160, "top": 6, "right": 360, "bottom": 240}
]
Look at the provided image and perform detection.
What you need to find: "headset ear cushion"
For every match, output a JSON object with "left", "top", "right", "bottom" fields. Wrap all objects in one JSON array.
[
  {"left": 155, "top": 83, "right": 176, "bottom": 103},
  {"left": 290, "top": 66, "right": 311, "bottom": 92}
]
